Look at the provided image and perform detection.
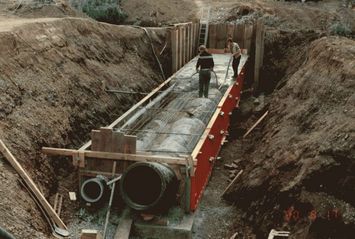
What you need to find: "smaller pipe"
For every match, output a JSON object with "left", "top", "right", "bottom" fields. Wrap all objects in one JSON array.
[{"left": 80, "top": 176, "right": 107, "bottom": 203}]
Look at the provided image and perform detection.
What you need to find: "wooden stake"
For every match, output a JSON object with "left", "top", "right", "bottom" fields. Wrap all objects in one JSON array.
[
  {"left": 243, "top": 111, "right": 269, "bottom": 138},
  {"left": 221, "top": 170, "right": 243, "bottom": 197},
  {"left": 0, "top": 139, "right": 67, "bottom": 230}
]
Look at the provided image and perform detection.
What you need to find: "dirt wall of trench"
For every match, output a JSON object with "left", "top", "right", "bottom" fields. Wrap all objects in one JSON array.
[
  {"left": 224, "top": 36, "right": 355, "bottom": 238},
  {"left": 0, "top": 17, "right": 167, "bottom": 238}
]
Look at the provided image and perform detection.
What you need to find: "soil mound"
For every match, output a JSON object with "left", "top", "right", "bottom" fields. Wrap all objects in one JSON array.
[
  {"left": 0, "top": 17, "right": 165, "bottom": 238},
  {"left": 120, "top": 0, "right": 198, "bottom": 26},
  {"left": 225, "top": 36, "right": 355, "bottom": 238}
]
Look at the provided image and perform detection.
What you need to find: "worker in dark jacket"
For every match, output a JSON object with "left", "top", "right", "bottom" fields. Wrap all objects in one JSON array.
[{"left": 196, "top": 45, "right": 214, "bottom": 98}]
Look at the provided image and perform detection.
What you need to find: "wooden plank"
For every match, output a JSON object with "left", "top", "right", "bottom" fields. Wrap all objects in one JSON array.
[
  {"left": 0, "top": 140, "right": 67, "bottom": 229},
  {"left": 173, "top": 21, "right": 193, "bottom": 27},
  {"left": 69, "top": 192, "right": 77, "bottom": 201},
  {"left": 91, "top": 130, "right": 102, "bottom": 151},
  {"left": 191, "top": 23, "right": 196, "bottom": 57},
  {"left": 114, "top": 218, "right": 133, "bottom": 239},
  {"left": 186, "top": 25, "right": 189, "bottom": 63},
  {"left": 181, "top": 27, "right": 185, "bottom": 66},
  {"left": 260, "top": 23, "right": 265, "bottom": 66},
  {"left": 208, "top": 23, "right": 217, "bottom": 49},
  {"left": 111, "top": 131, "right": 124, "bottom": 173},
  {"left": 195, "top": 22, "right": 200, "bottom": 54},
  {"left": 243, "top": 111, "right": 268, "bottom": 138},
  {"left": 189, "top": 24, "right": 193, "bottom": 60},
  {"left": 178, "top": 26, "right": 183, "bottom": 69},
  {"left": 122, "top": 135, "right": 136, "bottom": 171},
  {"left": 244, "top": 24, "right": 254, "bottom": 53},
  {"left": 90, "top": 129, "right": 105, "bottom": 170},
  {"left": 254, "top": 19, "right": 263, "bottom": 90},
  {"left": 234, "top": 23, "right": 245, "bottom": 48},
  {"left": 42, "top": 148, "right": 189, "bottom": 166},
  {"left": 183, "top": 26, "right": 188, "bottom": 64},
  {"left": 123, "top": 135, "right": 136, "bottom": 154},
  {"left": 171, "top": 29, "right": 178, "bottom": 73},
  {"left": 226, "top": 24, "right": 235, "bottom": 40},
  {"left": 221, "top": 170, "right": 243, "bottom": 197},
  {"left": 81, "top": 229, "right": 102, "bottom": 239},
  {"left": 216, "top": 23, "right": 227, "bottom": 49}
]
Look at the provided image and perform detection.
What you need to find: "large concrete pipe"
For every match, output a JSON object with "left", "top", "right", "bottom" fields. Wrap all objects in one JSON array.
[
  {"left": 120, "top": 162, "right": 178, "bottom": 212},
  {"left": 80, "top": 176, "right": 107, "bottom": 203},
  {"left": 0, "top": 227, "right": 15, "bottom": 239}
]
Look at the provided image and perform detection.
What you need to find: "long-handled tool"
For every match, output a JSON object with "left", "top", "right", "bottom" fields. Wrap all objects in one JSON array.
[
  {"left": 0, "top": 139, "right": 69, "bottom": 237},
  {"left": 18, "top": 179, "right": 70, "bottom": 238},
  {"left": 219, "top": 56, "right": 233, "bottom": 90},
  {"left": 102, "top": 175, "right": 122, "bottom": 239},
  {"left": 267, "top": 229, "right": 290, "bottom": 239}
]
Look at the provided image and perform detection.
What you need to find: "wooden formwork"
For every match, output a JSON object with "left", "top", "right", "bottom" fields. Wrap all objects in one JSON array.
[{"left": 171, "top": 22, "right": 200, "bottom": 73}]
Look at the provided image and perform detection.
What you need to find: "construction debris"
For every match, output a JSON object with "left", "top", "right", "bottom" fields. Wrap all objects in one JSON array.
[
  {"left": 80, "top": 229, "right": 102, "bottom": 239},
  {"left": 69, "top": 192, "right": 77, "bottom": 201},
  {"left": 243, "top": 111, "right": 269, "bottom": 138},
  {"left": 221, "top": 170, "right": 243, "bottom": 197},
  {"left": 53, "top": 193, "right": 63, "bottom": 217},
  {"left": 0, "top": 140, "right": 68, "bottom": 233},
  {"left": 267, "top": 229, "right": 290, "bottom": 239}
]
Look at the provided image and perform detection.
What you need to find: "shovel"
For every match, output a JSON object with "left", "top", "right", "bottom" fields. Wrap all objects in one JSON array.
[{"left": 19, "top": 179, "right": 70, "bottom": 238}]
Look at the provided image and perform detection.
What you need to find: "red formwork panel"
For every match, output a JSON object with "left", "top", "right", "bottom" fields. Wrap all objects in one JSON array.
[{"left": 190, "top": 67, "right": 246, "bottom": 211}]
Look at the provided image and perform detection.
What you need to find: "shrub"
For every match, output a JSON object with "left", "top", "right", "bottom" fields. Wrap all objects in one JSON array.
[
  {"left": 81, "top": 0, "right": 127, "bottom": 24},
  {"left": 329, "top": 22, "right": 352, "bottom": 37}
]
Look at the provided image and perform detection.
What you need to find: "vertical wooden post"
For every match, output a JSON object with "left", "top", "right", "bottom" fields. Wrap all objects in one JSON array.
[
  {"left": 181, "top": 27, "right": 186, "bottom": 65},
  {"left": 234, "top": 23, "right": 245, "bottom": 48},
  {"left": 216, "top": 23, "right": 227, "bottom": 49},
  {"left": 208, "top": 23, "right": 217, "bottom": 49},
  {"left": 187, "top": 24, "right": 191, "bottom": 61},
  {"left": 192, "top": 23, "right": 196, "bottom": 56},
  {"left": 171, "top": 28, "right": 178, "bottom": 73},
  {"left": 244, "top": 24, "right": 254, "bottom": 53},
  {"left": 254, "top": 19, "right": 265, "bottom": 91},
  {"left": 185, "top": 26, "right": 189, "bottom": 64},
  {"left": 178, "top": 26, "right": 183, "bottom": 69},
  {"left": 227, "top": 24, "right": 235, "bottom": 43},
  {"left": 196, "top": 22, "right": 200, "bottom": 54}
]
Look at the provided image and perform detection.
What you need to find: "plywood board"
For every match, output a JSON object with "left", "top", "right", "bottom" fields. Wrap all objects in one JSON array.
[
  {"left": 208, "top": 24, "right": 217, "bottom": 49},
  {"left": 216, "top": 23, "right": 227, "bottom": 49},
  {"left": 234, "top": 23, "right": 245, "bottom": 48},
  {"left": 244, "top": 24, "right": 254, "bottom": 52},
  {"left": 226, "top": 24, "right": 235, "bottom": 40},
  {"left": 178, "top": 26, "right": 183, "bottom": 69},
  {"left": 171, "top": 29, "right": 178, "bottom": 73},
  {"left": 254, "top": 19, "right": 264, "bottom": 90},
  {"left": 187, "top": 24, "right": 192, "bottom": 61}
]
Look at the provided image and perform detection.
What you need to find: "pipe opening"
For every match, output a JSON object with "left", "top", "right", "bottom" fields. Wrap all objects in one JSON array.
[
  {"left": 120, "top": 162, "right": 178, "bottom": 211},
  {"left": 80, "top": 177, "right": 105, "bottom": 203},
  {"left": 122, "top": 165, "right": 163, "bottom": 206}
]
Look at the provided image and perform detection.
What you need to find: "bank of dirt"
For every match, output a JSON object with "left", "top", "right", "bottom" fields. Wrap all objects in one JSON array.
[
  {"left": 0, "top": 17, "right": 167, "bottom": 238},
  {"left": 224, "top": 36, "right": 355, "bottom": 238}
]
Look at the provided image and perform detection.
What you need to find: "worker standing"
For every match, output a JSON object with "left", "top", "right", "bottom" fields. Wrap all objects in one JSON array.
[
  {"left": 196, "top": 45, "right": 214, "bottom": 98},
  {"left": 227, "top": 38, "right": 241, "bottom": 78}
]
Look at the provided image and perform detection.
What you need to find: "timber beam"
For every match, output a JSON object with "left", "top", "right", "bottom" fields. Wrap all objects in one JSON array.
[{"left": 42, "top": 147, "right": 195, "bottom": 167}]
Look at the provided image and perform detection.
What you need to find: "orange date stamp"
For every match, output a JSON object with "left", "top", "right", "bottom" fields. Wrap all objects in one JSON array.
[{"left": 284, "top": 207, "right": 341, "bottom": 222}]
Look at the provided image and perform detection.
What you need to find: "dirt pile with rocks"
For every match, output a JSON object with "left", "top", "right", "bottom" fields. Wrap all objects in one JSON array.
[
  {"left": 0, "top": 17, "right": 166, "bottom": 238},
  {"left": 1, "top": 0, "right": 82, "bottom": 18},
  {"left": 224, "top": 36, "right": 355, "bottom": 238},
  {"left": 120, "top": 0, "right": 199, "bottom": 26}
]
